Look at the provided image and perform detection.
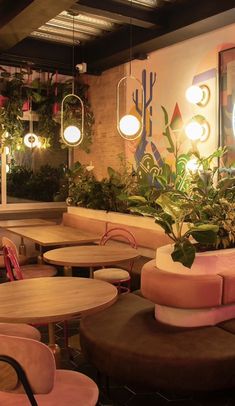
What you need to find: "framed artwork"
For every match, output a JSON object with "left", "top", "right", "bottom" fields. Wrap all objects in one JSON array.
[{"left": 219, "top": 46, "right": 235, "bottom": 166}]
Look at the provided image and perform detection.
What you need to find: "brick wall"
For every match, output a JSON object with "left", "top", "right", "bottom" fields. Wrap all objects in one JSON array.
[{"left": 73, "top": 64, "right": 126, "bottom": 180}]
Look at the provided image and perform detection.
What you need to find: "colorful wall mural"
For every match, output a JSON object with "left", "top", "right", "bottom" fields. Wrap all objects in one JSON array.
[{"left": 124, "top": 23, "right": 235, "bottom": 182}]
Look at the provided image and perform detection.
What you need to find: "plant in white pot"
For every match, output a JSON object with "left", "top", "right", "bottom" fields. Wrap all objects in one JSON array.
[{"left": 130, "top": 148, "right": 235, "bottom": 269}]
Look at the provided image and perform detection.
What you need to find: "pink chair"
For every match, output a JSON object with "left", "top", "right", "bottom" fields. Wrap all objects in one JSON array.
[
  {"left": 93, "top": 227, "right": 137, "bottom": 293},
  {"left": 2, "top": 237, "right": 57, "bottom": 279},
  {"left": 0, "top": 334, "right": 99, "bottom": 405},
  {"left": 0, "top": 323, "right": 40, "bottom": 341},
  {"left": 3, "top": 244, "right": 69, "bottom": 348}
]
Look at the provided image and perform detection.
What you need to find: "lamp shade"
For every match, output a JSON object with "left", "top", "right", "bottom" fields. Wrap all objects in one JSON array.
[
  {"left": 23, "top": 133, "right": 39, "bottom": 148},
  {"left": 185, "top": 84, "right": 210, "bottom": 106},
  {"left": 185, "top": 86, "right": 204, "bottom": 104},
  {"left": 186, "top": 158, "right": 200, "bottom": 173},
  {"left": 119, "top": 114, "right": 140, "bottom": 137},
  {"left": 63, "top": 125, "right": 82, "bottom": 145},
  {"left": 185, "top": 121, "right": 203, "bottom": 140}
]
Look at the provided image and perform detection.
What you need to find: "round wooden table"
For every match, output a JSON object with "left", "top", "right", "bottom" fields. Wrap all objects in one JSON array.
[
  {"left": 43, "top": 245, "right": 139, "bottom": 277},
  {"left": 0, "top": 277, "right": 117, "bottom": 347}
]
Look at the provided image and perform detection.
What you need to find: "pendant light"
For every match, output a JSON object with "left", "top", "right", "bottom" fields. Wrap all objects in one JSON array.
[
  {"left": 23, "top": 99, "right": 39, "bottom": 148},
  {"left": 117, "top": 0, "right": 144, "bottom": 140},
  {"left": 61, "top": 13, "right": 84, "bottom": 147}
]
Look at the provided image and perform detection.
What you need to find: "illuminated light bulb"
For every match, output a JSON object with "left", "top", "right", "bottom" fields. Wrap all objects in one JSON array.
[
  {"left": 24, "top": 133, "right": 39, "bottom": 148},
  {"left": 6, "top": 164, "right": 10, "bottom": 173},
  {"left": 63, "top": 125, "right": 81, "bottom": 145},
  {"left": 119, "top": 114, "right": 140, "bottom": 137},
  {"left": 186, "top": 158, "right": 199, "bottom": 173},
  {"left": 16, "top": 144, "right": 21, "bottom": 151},
  {"left": 185, "top": 85, "right": 204, "bottom": 104},
  {"left": 185, "top": 121, "right": 204, "bottom": 141},
  {"left": 5, "top": 146, "right": 10, "bottom": 155}
]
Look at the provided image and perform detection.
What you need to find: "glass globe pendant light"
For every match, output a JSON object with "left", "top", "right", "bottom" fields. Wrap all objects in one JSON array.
[
  {"left": 61, "top": 13, "right": 84, "bottom": 147},
  {"left": 117, "top": 0, "right": 144, "bottom": 140},
  {"left": 23, "top": 99, "right": 39, "bottom": 149}
]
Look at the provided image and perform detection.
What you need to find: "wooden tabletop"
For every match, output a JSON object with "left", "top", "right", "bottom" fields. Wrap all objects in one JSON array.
[
  {"left": 0, "top": 218, "right": 55, "bottom": 228},
  {"left": 43, "top": 245, "right": 139, "bottom": 267},
  {"left": 0, "top": 277, "right": 117, "bottom": 324},
  {"left": 6, "top": 225, "right": 100, "bottom": 246}
]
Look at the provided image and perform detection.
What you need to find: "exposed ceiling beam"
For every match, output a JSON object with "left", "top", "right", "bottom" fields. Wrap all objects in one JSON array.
[
  {"left": 83, "top": 2, "right": 235, "bottom": 72},
  {"left": 0, "top": 0, "right": 235, "bottom": 74},
  {"left": 0, "top": 0, "right": 78, "bottom": 52},
  {"left": 74, "top": 0, "right": 161, "bottom": 28}
]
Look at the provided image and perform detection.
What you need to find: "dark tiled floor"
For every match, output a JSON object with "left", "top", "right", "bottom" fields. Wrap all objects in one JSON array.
[{"left": 39, "top": 321, "right": 235, "bottom": 406}]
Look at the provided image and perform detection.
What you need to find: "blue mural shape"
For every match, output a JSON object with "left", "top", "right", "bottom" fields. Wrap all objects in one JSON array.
[{"left": 133, "top": 69, "right": 163, "bottom": 168}]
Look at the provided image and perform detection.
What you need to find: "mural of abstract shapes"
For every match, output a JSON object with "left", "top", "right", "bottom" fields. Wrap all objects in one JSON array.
[
  {"left": 137, "top": 153, "right": 161, "bottom": 185},
  {"left": 133, "top": 70, "right": 162, "bottom": 166}
]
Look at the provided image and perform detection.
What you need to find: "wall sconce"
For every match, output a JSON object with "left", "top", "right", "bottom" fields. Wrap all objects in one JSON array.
[
  {"left": 117, "top": 76, "right": 144, "bottom": 140},
  {"left": 186, "top": 158, "right": 200, "bottom": 173},
  {"left": 61, "top": 94, "right": 84, "bottom": 147},
  {"left": 185, "top": 85, "right": 210, "bottom": 106},
  {"left": 185, "top": 115, "right": 210, "bottom": 142}
]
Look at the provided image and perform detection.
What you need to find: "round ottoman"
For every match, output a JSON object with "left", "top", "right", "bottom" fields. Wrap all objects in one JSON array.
[{"left": 80, "top": 293, "right": 235, "bottom": 391}]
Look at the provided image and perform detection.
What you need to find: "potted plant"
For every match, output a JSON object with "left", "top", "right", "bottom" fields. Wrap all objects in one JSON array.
[{"left": 129, "top": 147, "right": 235, "bottom": 270}]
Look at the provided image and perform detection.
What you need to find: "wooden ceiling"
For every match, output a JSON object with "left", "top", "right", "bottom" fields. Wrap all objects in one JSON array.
[{"left": 0, "top": 0, "right": 235, "bottom": 75}]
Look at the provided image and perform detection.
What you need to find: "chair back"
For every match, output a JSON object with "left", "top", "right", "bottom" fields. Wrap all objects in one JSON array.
[
  {"left": 3, "top": 245, "right": 23, "bottom": 281},
  {"left": 100, "top": 227, "right": 137, "bottom": 248},
  {"left": 2, "top": 237, "right": 19, "bottom": 260},
  {"left": 0, "top": 334, "right": 55, "bottom": 394}
]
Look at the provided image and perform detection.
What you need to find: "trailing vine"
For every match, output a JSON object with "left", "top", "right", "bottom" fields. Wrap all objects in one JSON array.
[{"left": 0, "top": 68, "right": 94, "bottom": 152}]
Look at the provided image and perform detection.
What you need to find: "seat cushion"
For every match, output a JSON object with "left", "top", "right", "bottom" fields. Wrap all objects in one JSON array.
[
  {"left": 94, "top": 268, "right": 130, "bottom": 282},
  {"left": 0, "top": 370, "right": 99, "bottom": 406},
  {"left": 80, "top": 293, "right": 235, "bottom": 391}
]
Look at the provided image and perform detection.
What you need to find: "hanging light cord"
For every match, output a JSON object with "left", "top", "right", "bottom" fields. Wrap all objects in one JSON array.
[
  {"left": 72, "top": 14, "right": 75, "bottom": 94},
  {"left": 129, "top": 0, "right": 133, "bottom": 76}
]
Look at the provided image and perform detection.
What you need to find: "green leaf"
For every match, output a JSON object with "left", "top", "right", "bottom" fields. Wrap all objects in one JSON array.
[
  {"left": 129, "top": 206, "right": 157, "bottom": 217},
  {"left": 154, "top": 215, "right": 173, "bottom": 234},
  {"left": 171, "top": 240, "right": 196, "bottom": 268},
  {"left": 128, "top": 195, "right": 147, "bottom": 203},
  {"left": 156, "top": 193, "right": 187, "bottom": 221}
]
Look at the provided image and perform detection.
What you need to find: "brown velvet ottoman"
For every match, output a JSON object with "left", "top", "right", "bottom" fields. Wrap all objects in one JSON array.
[{"left": 80, "top": 293, "right": 235, "bottom": 392}]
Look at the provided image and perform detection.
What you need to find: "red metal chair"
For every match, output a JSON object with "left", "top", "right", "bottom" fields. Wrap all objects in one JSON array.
[
  {"left": 93, "top": 227, "right": 137, "bottom": 293},
  {"left": 3, "top": 244, "right": 69, "bottom": 349},
  {"left": 0, "top": 334, "right": 99, "bottom": 405},
  {"left": 2, "top": 237, "right": 57, "bottom": 279}
]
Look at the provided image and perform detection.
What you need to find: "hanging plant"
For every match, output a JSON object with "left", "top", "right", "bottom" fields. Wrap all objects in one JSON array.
[{"left": 0, "top": 68, "right": 94, "bottom": 153}]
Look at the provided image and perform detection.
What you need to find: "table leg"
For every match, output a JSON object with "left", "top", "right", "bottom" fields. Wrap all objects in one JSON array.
[
  {"left": 37, "top": 245, "right": 43, "bottom": 264},
  {"left": 19, "top": 237, "right": 26, "bottom": 256},
  {"left": 48, "top": 322, "right": 61, "bottom": 368},
  {"left": 63, "top": 266, "right": 72, "bottom": 276},
  {"left": 89, "top": 266, "right": 94, "bottom": 278}
]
